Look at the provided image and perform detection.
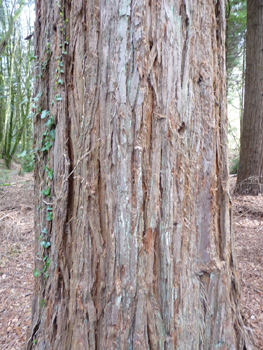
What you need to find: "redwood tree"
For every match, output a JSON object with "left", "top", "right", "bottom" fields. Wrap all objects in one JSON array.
[
  {"left": 27, "top": 0, "right": 252, "bottom": 349},
  {"left": 236, "top": 0, "right": 263, "bottom": 194}
]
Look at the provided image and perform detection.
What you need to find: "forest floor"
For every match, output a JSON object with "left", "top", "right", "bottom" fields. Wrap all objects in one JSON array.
[
  {"left": 230, "top": 177, "right": 263, "bottom": 349},
  {"left": 0, "top": 162, "right": 34, "bottom": 349},
  {"left": 0, "top": 164, "right": 262, "bottom": 349}
]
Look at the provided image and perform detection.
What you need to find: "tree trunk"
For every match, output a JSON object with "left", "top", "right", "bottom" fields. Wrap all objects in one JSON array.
[
  {"left": 236, "top": 0, "right": 263, "bottom": 195},
  {"left": 28, "top": 0, "right": 253, "bottom": 349},
  {"left": 0, "top": 57, "right": 5, "bottom": 145}
]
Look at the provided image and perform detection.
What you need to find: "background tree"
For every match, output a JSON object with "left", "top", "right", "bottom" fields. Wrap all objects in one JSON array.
[
  {"left": 236, "top": 0, "right": 263, "bottom": 194},
  {"left": 27, "top": 0, "right": 252, "bottom": 349},
  {"left": 0, "top": 0, "right": 34, "bottom": 168},
  {"left": 0, "top": 0, "right": 25, "bottom": 54},
  {"left": 225, "top": 0, "right": 246, "bottom": 146}
]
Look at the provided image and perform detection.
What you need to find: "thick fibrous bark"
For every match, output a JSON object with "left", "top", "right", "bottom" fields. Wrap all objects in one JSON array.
[
  {"left": 236, "top": 1, "right": 263, "bottom": 195},
  {"left": 28, "top": 0, "right": 252, "bottom": 349}
]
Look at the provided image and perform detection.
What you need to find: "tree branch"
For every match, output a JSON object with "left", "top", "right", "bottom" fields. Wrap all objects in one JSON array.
[{"left": 0, "top": 0, "right": 25, "bottom": 56}]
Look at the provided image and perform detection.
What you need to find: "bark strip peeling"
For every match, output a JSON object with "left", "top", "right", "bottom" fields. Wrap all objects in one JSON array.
[{"left": 28, "top": 0, "right": 253, "bottom": 349}]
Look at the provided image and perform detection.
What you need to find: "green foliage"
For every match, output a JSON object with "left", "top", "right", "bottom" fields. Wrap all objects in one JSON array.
[
  {"left": 40, "top": 110, "right": 50, "bottom": 119},
  {"left": 0, "top": 0, "right": 34, "bottom": 168},
  {"left": 41, "top": 139, "right": 53, "bottom": 152},
  {"left": 45, "top": 115, "right": 55, "bottom": 128},
  {"left": 40, "top": 241, "right": 51, "bottom": 249},
  {"left": 33, "top": 1, "right": 69, "bottom": 284},
  {"left": 55, "top": 94, "right": 62, "bottom": 101},
  {"left": 44, "top": 165, "right": 53, "bottom": 180},
  {"left": 19, "top": 151, "right": 34, "bottom": 173},
  {"left": 41, "top": 119, "right": 56, "bottom": 152},
  {"left": 34, "top": 256, "right": 51, "bottom": 279},
  {"left": 0, "top": 0, "right": 26, "bottom": 55},
  {"left": 34, "top": 269, "right": 40, "bottom": 278},
  {"left": 46, "top": 210, "right": 53, "bottom": 222},
  {"left": 230, "top": 156, "right": 239, "bottom": 175},
  {"left": 41, "top": 187, "right": 50, "bottom": 197},
  {"left": 32, "top": 92, "right": 42, "bottom": 103},
  {"left": 226, "top": 0, "right": 247, "bottom": 101}
]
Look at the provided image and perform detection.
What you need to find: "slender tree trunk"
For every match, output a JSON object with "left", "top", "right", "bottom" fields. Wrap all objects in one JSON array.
[
  {"left": 4, "top": 85, "right": 15, "bottom": 168},
  {"left": 1, "top": 36, "right": 16, "bottom": 164},
  {"left": 11, "top": 44, "right": 27, "bottom": 157},
  {"left": 240, "top": 43, "right": 246, "bottom": 139},
  {"left": 0, "top": 58, "right": 5, "bottom": 145},
  {"left": 236, "top": 0, "right": 263, "bottom": 194},
  {"left": 27, "top": 0, "right": 253, "bottom": 349}
]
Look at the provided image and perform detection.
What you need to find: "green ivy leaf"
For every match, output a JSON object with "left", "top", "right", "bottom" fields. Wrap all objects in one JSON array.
[
  {"left": 32, "top": 92, "right": 42, "bottom": 102},
  {"left": 41, "top": 228, "right": 48, "bottom": 234},
  {"left": 30, "top": 55, "right": 38, "bottom": 61},
  {"left": 42, "top": 130, "right": 49, "bottom": 140},
  {"left": 47, "top": 211, "right": 53, "bottom": 221},
  {"left": 45, "top": 166, "right": 53, "bottom": 180},
  {"left": 41, "top": 141, "right": 53, "bottom": 152},
  {"left": 41, "top": 187, "right": 50, "bottom": 197},
  {"left": 49, "top": 129, "right": 56, "bottom": 141},
  {"left": 40, "top": 241, "right": 51, "bottom": 249},
  {"left": 34, "top": 269, "right": 40, "bottom": 277},
  {"left": 45, "top": 116, "right": 55, "bottom": 128},
  {"left": 41, "top": 110, "right": 50, "bottom": 119}
]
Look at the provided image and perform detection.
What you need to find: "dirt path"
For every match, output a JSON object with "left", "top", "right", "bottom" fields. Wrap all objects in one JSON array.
[{"left": 0, "top": 167, "right": 262, "bottom": 349}]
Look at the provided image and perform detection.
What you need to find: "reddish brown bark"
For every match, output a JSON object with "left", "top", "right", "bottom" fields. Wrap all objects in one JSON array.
[
  {"left": 236, "top": 0, "right": 263, "bottom": 195},
  {"left": 27, "top": 0, "right": 253, "bottom": 349}
]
